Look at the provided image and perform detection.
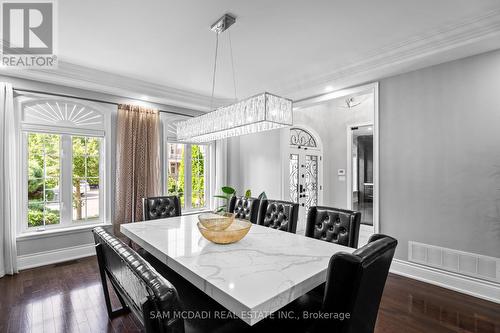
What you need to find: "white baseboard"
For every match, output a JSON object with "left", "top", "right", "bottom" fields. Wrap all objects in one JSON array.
[
  {"left": 390, "top": 259, "right": 500, "bottom": 304},
  {"left": 17, "top": 243, "right": 96, "bottom": 270}
]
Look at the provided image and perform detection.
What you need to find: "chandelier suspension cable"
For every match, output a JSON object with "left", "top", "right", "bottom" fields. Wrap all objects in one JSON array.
[
  {"left": 210, "top": 32, "right": 219, "bottom": 111},
  {"left": 228, "top": 30, "right": 237, "bottom": 101},
  {"left": 176, "top": 13, "right": 292, "bottom": 143}
]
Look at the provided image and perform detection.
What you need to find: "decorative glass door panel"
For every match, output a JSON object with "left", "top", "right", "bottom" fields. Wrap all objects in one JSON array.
[
  {"left": 288, "top": 150, "right": 321, "bottom": 232},
  {"left": 303, "top": 154, "right": 318, "bottom": 213},
  {"left": 286, "top": 127, "right": 322, "bottom": 234},
  {"left": 289, "top": 154, "right": 299, "bottom": 203}
]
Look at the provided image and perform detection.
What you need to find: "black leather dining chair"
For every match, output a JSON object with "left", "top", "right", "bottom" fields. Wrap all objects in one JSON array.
[
  {"left": 94, "top": 226, "right": 252, "bottom": 333},
  {"left": 93, "top": 227, "right": 185, "bottom": 333},
  {"left": 305, "top": 206, "right": 361, "bottom": 248},
  {"left": 257, "top": 199, "right": 299, "bottom": 233},
  {"left": 302, "top": 234, "right": 398, "bottom": 333},
  {"left": 228, "top": 196, "right": 260, "bottom": 224},
  {"left": 142, "top": 195, "right": 182, "bottom": 221}
]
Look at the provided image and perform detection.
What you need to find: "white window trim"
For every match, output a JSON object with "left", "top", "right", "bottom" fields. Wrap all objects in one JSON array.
[
  {"left": 17, "top": 100, "right": 111, "bottom": 235},
  {"left": 164, "top": 141, "right": 214, "bottom": 213},
  {"left": 20, "top": 129, "right": 106, "bottom": 233}
]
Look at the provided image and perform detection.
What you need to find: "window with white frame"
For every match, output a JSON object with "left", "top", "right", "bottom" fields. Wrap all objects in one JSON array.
[
  {"left": 21, "top": 100, "right": 107, "bottom": 231},
  {"left": 166, "top": 142, "right": 210, "bottom": 210}
]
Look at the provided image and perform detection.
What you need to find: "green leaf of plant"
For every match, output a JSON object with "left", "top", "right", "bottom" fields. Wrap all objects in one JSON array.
[
  {"left": 213, "top": 195, "right": 229, "bottom": 200},
  {"left": 245, "top": 189, "right": 251, "bottom": 198},
  {"left": 221, "top": 186, "right": 236, "bottom": 194},
  {"left": 215, "top": 207, "right": 226, "bottom": 213}
]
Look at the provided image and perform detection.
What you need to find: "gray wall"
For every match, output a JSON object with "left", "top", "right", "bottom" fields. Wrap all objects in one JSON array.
[
  {"left": 9, "top": 48, "right": 500, "bottom": 263},
  {"left": 227, "top": 130, "right": 282, "bottom": 199},
  {"left": 380, "top": 49, "right": 500, "bottom": 260},
  {"left": 227, "top": 49, "right": 500, "bottom": 261}
]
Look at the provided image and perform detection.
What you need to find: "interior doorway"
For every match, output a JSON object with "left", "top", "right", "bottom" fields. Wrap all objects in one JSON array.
[
  {"left": 348, "top": 124, "right": 374, "bottom": 226},
  {"left": 291, "top": 82, "right": 379, "bottom": 247},
  {"left": 347, "top": 122, "right": 376, "bottom": 246}
]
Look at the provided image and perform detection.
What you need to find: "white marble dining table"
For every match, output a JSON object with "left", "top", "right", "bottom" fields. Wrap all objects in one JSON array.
[{"left": 121, "top": 215, "right": 355, "bottom": 326}]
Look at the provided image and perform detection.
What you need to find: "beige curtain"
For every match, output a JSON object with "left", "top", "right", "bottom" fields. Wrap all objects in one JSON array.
[{"left": 114, "top": 104, "right": 160, "bottom": 235}]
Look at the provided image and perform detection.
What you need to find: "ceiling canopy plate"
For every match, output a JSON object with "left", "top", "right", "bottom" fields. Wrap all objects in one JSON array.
[{"left": 210, "top": 13, "right": 236, "bottom": 34}]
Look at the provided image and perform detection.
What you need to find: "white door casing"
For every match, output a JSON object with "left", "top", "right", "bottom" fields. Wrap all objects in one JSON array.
[{"left": 290, "top": 82, "right": 379, "bottom": 246}]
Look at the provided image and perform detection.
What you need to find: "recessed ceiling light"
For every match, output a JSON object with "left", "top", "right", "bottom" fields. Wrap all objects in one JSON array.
[
  {"left": 141, "top": 95, "right": 149, "bottom": 101},
  {"left": 324, "top": 85, "right": 334, "bottom": 92},
  {"left": 368, "top": 127, "right": 373, "bottom": 131}
]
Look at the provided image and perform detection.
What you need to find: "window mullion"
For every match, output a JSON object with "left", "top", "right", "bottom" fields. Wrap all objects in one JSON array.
[
  {"left": 205, "top": 144, "right": 211, "bottom": 210},
  {"left": 163, "top": 139, "right": 169, "bottom": 196},
  {"left": 99, "top": 137, "right": 105, "bottom": 224},
  {"left": 61, "top": 135, "right": 73, "bottom": 225},
  {"left": 185, "top": 144, "right": 193, "bottom": 209}
]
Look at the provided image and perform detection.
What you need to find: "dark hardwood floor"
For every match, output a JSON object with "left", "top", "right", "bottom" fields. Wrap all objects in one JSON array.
[{"left": 0, "top": 256, "right": 499, "bottom": 333}]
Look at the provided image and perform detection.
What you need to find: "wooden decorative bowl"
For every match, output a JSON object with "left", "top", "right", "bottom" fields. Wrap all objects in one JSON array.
[
  {"left": 198, "top": 212, "right": 235, "bottom": 231},
  {"left": 197, "top": 219, "right": 252, "bottom": 244}
]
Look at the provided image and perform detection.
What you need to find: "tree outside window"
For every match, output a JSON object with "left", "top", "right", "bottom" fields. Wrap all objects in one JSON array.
[
  {"left": 166, "top": 143, "right": 207, "bottom": 209},
  {"left": 27, "top": 133, "right": 61, "bottom": 227},
  {"left": 191, "top": 145, "right": 205, "bottom": 208},
  {"left": 72, "top": 136, "right": 101, "bottom": 221},
  {"left": 26, "top": 133, "right": 102, "bottom": 228}
]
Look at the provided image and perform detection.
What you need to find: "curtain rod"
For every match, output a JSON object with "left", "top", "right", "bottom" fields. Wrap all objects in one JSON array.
[{"left": 13, "top": 88, "right": 196, "bottom": 118}]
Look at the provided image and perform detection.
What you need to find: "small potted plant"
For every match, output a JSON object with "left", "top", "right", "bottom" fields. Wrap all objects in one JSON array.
[{"left": 214, "top": 186, "right": 267, "bottom": 213}]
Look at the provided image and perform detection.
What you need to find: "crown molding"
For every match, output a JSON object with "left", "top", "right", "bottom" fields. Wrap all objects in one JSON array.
[
  {"left": 1, "top": 61, "right": 232, "bottom": 111},
  {"left": 2, "top": 8, "right": 500, "bottom": 105},
  {"left": 276, "top": 7, "right": 500, "bottom": 99}
]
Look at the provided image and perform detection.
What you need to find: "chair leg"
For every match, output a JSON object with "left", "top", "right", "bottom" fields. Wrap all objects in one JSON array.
[{"left": 95, "top": 244, "right": 130, "bottom": 318}]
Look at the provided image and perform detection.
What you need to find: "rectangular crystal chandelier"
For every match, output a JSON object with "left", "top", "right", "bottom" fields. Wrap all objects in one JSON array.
[{"left": 176, "top": 92, "right": 293, "bottom": 143}]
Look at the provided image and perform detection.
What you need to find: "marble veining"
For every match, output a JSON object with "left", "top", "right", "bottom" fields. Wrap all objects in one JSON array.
[{"left": 121, "top": 215, "right": 355, "bottom": 325}]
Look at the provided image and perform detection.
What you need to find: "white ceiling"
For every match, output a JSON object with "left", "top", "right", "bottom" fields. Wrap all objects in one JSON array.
[{"left": 4, "top": 0, "right": 500, "bottom": 110}]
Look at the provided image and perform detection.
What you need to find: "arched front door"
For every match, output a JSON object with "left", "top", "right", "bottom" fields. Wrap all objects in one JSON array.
[{"left": 284, "top": 127, "right": 323, "bottom": 234}]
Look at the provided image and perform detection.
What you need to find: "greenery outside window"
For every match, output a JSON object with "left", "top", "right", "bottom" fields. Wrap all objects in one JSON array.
[
  {"left": 20, "top": 100, "right": 109, "bottom": 234},
  {"left": 166, "top": 142, "right": 209, "bottom": 211},
  {"left": 27, "top": 133, "right": 61, "bottom": 227},
  {"left": 26, "top": 132, "right": 104, "bottom": 230},
  {"left": 72, "top": 136, "right": 101, "bottom": 222}
]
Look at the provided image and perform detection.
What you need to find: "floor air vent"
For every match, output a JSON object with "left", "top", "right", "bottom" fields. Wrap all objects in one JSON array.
[{"left": 408, "top": 241, "right": 500, "bottom": 283}]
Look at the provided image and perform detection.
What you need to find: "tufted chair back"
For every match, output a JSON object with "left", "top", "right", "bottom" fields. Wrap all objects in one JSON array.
[
  {"left": 320, "top": 234, "right": 397, "bottom": 333},
  {"left": 92, "top": 227, "right": 184, "bottom": 333},
  {"left": 257, "top": 199, "right": 299, "bottom": 233},
  {"left": 228, "top": 196, "right": 260, "bottom": 224},
  {"left": 305, "top": 206, "right": 361, "bottom": 248},
  {"left": 142, "top": 196, "right": 181, "bottom": 221}
]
